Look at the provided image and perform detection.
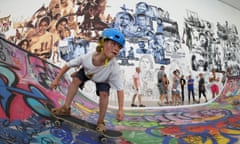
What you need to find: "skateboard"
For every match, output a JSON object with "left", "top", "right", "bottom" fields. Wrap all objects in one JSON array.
[{"left": 45, "top": 103, "right": 122, "bottom": 143}]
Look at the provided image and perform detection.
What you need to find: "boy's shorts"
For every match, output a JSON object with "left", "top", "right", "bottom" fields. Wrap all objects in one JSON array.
[{"left": 77, "top": 68, "right": 110, "bottom": 96}]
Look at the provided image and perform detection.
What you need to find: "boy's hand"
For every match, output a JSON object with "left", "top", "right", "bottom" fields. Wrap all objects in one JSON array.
[
  {"left": 50, "top": 79, "right": 59, "bottom": 89},
  {"left": 71, "top": 72, "right": 78, "bottom": 77},
  {"left": 117, "top": 109, "right": 123, "bottom": 122}
]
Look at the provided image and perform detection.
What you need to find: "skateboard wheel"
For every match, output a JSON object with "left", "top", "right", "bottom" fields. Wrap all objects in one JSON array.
[
  {"left": 54, "top": 120, "right": 62, "bottom": 127},
  {"left": 99, "top": 135, "right": 107, "bottom": 143},
  {"left": 44, "top": 120, "right": 51, "bottom": 126}
]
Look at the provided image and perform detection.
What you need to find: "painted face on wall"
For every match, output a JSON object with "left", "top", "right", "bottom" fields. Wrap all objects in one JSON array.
[
  {"left": 140, "top": 57, "right": 151, "bottom": 70},
  {"left": 199, "top": 34, "right": 207, "bottom": 46},
  {"left": 120, "top": 14, "right": 131, "bottom": 27},
  {"left": 39, "top": 21, "right": 49, "bottom": 33},
  {"left": 136, "top": 2, "right": 148, "bottom": 14},
  {"left": 137, "top": 15, "right": 147, "bottom": 26}
]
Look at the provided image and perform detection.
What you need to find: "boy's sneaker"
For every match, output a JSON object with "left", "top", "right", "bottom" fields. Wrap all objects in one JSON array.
[
  {"left": 51, "top": 105, "right": 71, "bottom": 115},
  {"left": 139, "top": 104, "right": 146, "bottom": 107},
  {"left": 131, "top": 104, "right": 137, "bottom": 107},
  {"left": 96, "top": 123, "right": 106, "bottom": 133}
]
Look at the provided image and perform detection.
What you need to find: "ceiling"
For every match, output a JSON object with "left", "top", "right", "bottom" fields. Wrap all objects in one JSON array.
[{"left": 218, "top": 0, "right": 240, "bottom": 11}]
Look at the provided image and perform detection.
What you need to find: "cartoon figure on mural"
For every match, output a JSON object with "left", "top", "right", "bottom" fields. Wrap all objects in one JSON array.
[
  {"left": 182, "top": 22, "right": 194, "bottom": 51},
  {"left": 76, "top": 0, "right": 108, "bottom": 39},
  {"left": 52, "top": 16, "right": 89, "bottom": 62},
  {"left": 133, "top": 13, "right": 154, "bottom": 38},
  {"left": 58, "top": 26, "right": 74, "bottom": 61},
  {"left": 28, "top": 16, "right": 53, "bottom": 60},
  {"left": 191, "top": 32, "right": 209, "bottom": 71},
  {"left": 149, "top": 32, "right": 168, "bottom": 64},
  {"left": 17, "top": 39, "right": 30, "bottom": 51},
  {"left": 127, "top": 46, "right": 135, "bottom": 59},
  {"left": 112, "top": 11, "right": 135, "bottom": 37},
  {"left": 136, "top": 40, "right": 151, "bottom": 54},
  {"left": 139, "top": 55, "right": 154, "bottom": 97}
]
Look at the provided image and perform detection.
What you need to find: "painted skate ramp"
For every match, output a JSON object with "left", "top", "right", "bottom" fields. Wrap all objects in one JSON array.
[{"left": 0, "top": 37, "right": 240, "bottom": 144}]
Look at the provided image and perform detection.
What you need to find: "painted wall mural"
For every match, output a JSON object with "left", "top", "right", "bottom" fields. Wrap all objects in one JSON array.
[
  {"left": 1, "top": 0, "right": 240, "bottom": 103},
  {"left": 0, "top": 37, "right": 240, "bottom": 143}
]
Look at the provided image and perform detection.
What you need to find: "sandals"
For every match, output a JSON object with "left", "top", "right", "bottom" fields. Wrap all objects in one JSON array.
[
  {"left": 96, "top": 123, "right": 106, "bottom": 133},
  {"left": 51, "top": 105, "right": 71, "bottom": 115}
]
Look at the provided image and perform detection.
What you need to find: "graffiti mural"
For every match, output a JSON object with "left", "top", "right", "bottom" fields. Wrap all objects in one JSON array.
[{"left": 182, "top": 9, "right": 240, "bottom": 73}]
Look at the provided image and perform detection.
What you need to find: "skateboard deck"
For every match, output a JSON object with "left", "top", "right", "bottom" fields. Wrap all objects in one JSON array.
[{"left": 45, "top": 103, "right": 122, "bottom": 141}]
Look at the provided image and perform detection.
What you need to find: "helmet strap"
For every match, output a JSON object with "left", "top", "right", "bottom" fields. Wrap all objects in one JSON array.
[
  {"left": 96, "top": 38, "right": 105, "bottom": 52},
  {"left": 98, "top": 38, "right": 108, "bottom": 66},
  {"left": 104, "top": 58, "right": 109, "bottom": 67},
  {"left": 101, "top": 47, "right": 109, "bottom": 66}
]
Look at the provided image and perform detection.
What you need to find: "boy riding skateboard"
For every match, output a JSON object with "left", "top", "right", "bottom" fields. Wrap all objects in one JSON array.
[{"left": 50, "top": 28, "right": 125, "bottom": 132}]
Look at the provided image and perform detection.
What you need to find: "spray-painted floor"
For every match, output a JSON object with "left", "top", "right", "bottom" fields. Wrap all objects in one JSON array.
[{"left": 0, "top": 37, "right": 240, "bottom": 143}]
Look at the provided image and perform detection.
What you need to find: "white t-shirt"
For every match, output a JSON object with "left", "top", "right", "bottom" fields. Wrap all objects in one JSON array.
[{"left": 66, "top": 51, "right": 124, "bottom": 90}]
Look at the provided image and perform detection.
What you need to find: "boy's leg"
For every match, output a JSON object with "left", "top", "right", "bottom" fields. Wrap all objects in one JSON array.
[
  {"left": 52, "top": 77, "right": 82, "bottom": 115},
  {"left": 65, "top": 68, "right": 89, "bottom": 107},
  {"left": 97, "top": 91, "right": 109, "bottom": 124},
  {"left": 52, "top": 68, "right": 88, "bottom": 115},
  {"left": 65, "top": 77, "right": 82, "bottom": 107},
  {"left": 95, "top": 83, "right": 110, "bottom": 132}
]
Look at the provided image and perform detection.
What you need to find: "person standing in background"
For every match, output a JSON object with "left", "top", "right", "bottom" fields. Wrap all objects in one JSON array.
[
  {"left": 180, "top": 75, "right": 186, "bottom": 105},
  {"left": 157, "top": 65, "right": 167, "bottom": 105},
  {"left": 221, "top": 71, "right": 227, "bottom": 86},
  {"left": 162, "top": 74, "right": 169, "bottom": 105},
  {"left": 209, "top": 69, "right": 220, "bottom": 99},
  {"left": 172, "top": 69, "right": 181, "bottom": 106},
  {"left": 198, "top": 73, "right": 208, "bottom": 103},
  {"left": 131, "top": 67, "right": 145, "bottom": 107},
  {"left": 187, "top": 75, "right": 197, "bottom": 104}
]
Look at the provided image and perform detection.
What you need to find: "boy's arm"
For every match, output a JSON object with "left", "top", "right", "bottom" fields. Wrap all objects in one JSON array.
[
  {"left": 116, "top": 90, "right": 124, "bottom": 121},
  {"left": 50, "top": 64, "right": 70, "bottom": 89}
]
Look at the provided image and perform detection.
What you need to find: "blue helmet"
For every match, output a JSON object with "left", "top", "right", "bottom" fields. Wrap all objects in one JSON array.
[{"left": 101, "top": 28, "right": 125, "bottom": 48}]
